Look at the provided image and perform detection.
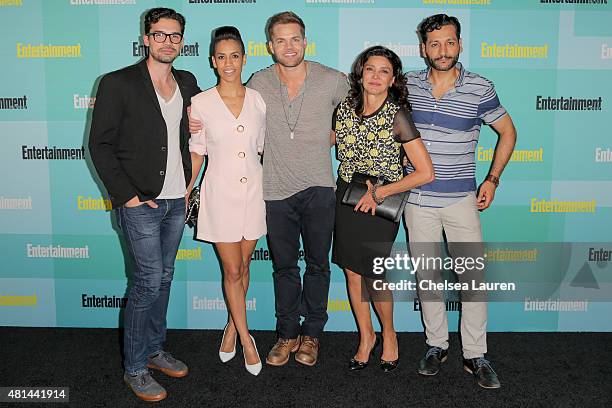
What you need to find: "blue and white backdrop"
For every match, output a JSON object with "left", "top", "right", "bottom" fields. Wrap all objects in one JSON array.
[{"left": 1, "top": 0, "right": 612, "bottom": 331}]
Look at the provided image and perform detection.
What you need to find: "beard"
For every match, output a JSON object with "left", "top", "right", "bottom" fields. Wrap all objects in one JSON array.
[
  {"left": 426, "top": 54, "right": 459, "bottom": 71},
  {"left": 149, "top": 46, "right": 179, "bottom": 64},
  {"left": 274, "top": 50, "right": 305, "bottom": 68}
]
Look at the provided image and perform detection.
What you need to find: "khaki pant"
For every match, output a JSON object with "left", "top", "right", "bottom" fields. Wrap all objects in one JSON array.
[{"left": 404, "top": 193, "right": 487, "bottom": 359}]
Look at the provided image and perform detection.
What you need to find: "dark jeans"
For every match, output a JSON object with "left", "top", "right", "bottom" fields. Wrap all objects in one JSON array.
[
  {"left": 117, "top": 198, "right": 185, "bottom": 375},
  {"left": 265, "top": 187, "right": 335, "bottom": 339}
]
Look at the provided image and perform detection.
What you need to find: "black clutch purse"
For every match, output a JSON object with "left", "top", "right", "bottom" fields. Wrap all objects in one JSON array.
[
  {"left": 341, "top": 172, "right": 409, "bottom": 223},
  {"left": 185, "top": 185, "right": 200, "bottom": 228}
]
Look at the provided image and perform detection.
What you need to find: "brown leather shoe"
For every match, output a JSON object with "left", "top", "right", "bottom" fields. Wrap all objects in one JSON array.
[
  {"left": 266, "top": 336, "right": 301, "bottom": 366},
  {"left": 295, "top": 336, "right": 319, "bottom": 366}
]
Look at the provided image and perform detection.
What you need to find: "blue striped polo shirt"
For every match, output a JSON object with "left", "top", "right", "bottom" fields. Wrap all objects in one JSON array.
[{"left": 404, "top": 62, "right": 507, "bottom": 208}]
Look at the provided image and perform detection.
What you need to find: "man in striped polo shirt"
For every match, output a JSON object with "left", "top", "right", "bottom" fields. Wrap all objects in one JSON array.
[{"left": 404, "top": 14, "right": 517, "bottom": 389}]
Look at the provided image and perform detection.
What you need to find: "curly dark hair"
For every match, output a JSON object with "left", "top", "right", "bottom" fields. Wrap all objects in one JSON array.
[
  {"left": 144, "top": 8, "right": 186, "bottom": 35},
  {"left": 418, "top": 14, "right": 461, "bottom": 43},
  {"left": 347, "top": 45, "right": 409, "bottom": 117}
]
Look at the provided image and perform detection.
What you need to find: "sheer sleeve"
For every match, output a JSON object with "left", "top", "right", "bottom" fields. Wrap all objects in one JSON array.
[
  {"left": 393, "top": 108, "right": 420, "bottom": 143},
  {"left": 331, "top": 103, "right": 340, "bottom": 131}
]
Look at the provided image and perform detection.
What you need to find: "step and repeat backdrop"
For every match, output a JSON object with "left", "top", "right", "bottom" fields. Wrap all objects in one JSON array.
[{"left": 1, "top": 0, "right": 611, "bottom": 332}]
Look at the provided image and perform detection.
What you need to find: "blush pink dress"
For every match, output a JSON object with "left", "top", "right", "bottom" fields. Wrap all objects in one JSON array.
[{"left": 188, "top": 86, "right": 266, "bottom": 242}]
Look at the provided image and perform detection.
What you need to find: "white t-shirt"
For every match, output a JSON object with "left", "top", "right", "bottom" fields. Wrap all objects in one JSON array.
[{"left": 156, "top": 85, "right": 186, "bottom": 199}]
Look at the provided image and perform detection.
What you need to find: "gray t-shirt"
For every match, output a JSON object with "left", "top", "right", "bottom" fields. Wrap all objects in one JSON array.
[{"left": 247, "top": 61, "right": 349, "bottom": 200}]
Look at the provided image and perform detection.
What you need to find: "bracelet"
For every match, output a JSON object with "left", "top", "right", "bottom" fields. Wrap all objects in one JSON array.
[
  {"left": 485, "top": 174, "right": 500, "bottom": 187},
  {"left": 371, "top": 184, "right": 385, "bottom": 204}
]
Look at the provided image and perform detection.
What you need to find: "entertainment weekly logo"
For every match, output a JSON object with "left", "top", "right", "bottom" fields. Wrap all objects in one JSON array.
[
  {"left": 0, "top": 0, "right": 22, "bottom": 7},
  {"left": 70, "top": 0, "right": 136, "bottom": 6},
  {"left": 305, "top": 0, "right": 375, "bottom": 4},
  {"left": 0, "top": 294, "right": 37, "bottom": 307},
  {"left": 187, "top": 0, "right": 257, "bottom": 4},
  {"left": 70, "top": 0, "right": 136, "bottom": 5},
  {"left": 26, "top": 244, "right": 90, "bottom": 259},
  {"left": 421, "top": 0, "right": 489, "bottom": 4},
  {"left": 0, "top": 95, "right": 27, "bottom": 110},
  {"left": 192, "top": 296, "right": 257, "bottom": 311},
  {"left": 478, "top": 146, "right": 544, "bottom": 163},
  {"left": 363, "top": 41, "right": 419, "bottom": 57},
  {"left": 246, "top": 40, "right": 317, "bottom": 57},
  {"left": 22, "top": 145, "right": 85, "bottom": 160},
  {"left": 16, "top": 43, "right": 81, "bottom": 58},
  {"left": 540, "top": 0, "right": 608, "bottom": 5},
  {"left": 413, "top": 298, "right": 461, "bottom": 312},
  {"left": 523, "top": 298, "right": 588, "bottom": 312},
  {"left": 0, "top": 196, "right": 32, "bottom": 210},
  {"left": 81, "top": 294, "right": 127, "bottom": 308},
  {"left": 595, "top": 147, "right": 612, "bottom": 163},
  {"left": 535, "top": 96, "right": 603, "bottom": 111},
  {"left": 132, "top": 41, "right": 200, "bottom": 58},
  {"left": 251, "top": 248, "right": 305, "bottom": 262},
  {"left": 73, "top": 94, "right": 95, "bottom": 109}
]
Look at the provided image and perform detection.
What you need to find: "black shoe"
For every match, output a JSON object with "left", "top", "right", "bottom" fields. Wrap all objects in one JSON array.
[
  {"left": 463, "top": 357, "right": 501, "bottom": 389},
  {"left": 349, "top": 336, "right": 380, "bottom": 371},
  {"left": 379, "top": 333, "right": 399, "bottom": 372},
  {"left": 417, "top": 346, "right": 448, "bottom": 376},
  {"left": 379, "top": 358, "right": 399, "bottom": 372}
]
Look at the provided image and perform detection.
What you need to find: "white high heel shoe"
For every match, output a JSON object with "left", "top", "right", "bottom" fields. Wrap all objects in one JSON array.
[
  {"left": 244, "top": 335, "right": 262, "bottom": 376},
  {"left": 218, "top": 323, "right": 236, "bottom": 363}
]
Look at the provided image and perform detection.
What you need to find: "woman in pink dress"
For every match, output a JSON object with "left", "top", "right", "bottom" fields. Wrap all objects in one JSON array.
[{"left": 187, "top": 26, "right": 265, "bottom": 376}]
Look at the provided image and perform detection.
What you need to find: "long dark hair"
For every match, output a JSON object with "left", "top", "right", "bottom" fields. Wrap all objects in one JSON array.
[{"left": 347, "top": 46, "right": 409, "bottom": 117}]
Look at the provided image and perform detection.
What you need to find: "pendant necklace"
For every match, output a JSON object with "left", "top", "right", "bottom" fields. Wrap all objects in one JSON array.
[{"left": 279, "top": 69, "right": 307, "bottom": 140}]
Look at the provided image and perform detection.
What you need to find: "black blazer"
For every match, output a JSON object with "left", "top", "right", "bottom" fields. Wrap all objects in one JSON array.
[{"left": 89, "top": 59, "right": 201, "bottom": 208}]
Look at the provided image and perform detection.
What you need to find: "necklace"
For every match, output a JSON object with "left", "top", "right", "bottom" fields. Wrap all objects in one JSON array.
[{"left": 278, "top": 69, "right": 307, "bottom": 140}]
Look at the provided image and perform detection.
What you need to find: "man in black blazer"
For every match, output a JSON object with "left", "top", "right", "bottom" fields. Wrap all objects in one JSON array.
[{"left": 88, "top": 8, "right": 200, "bottom": 402}]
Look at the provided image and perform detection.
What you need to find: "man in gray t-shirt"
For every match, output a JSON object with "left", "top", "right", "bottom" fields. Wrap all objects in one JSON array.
[
  {"left": 252, "top": 12, "right": 348, "bottom": 367},
  {"left": 247, "top": 59, "right": 347, "bottom": 201},
  {"left": 189, "top": 12, "right": 348, "bottom": 367}
]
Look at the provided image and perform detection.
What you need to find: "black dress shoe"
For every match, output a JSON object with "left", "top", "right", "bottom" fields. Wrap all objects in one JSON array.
[
  {"left": 463, "top": 357, "right": 501, "bottom": 389},
  {"left": 380, "top": 358, "right": 399, "bottom": 372},
  {"left": 417, "top": 346, "right": 448, "bottom": 376},
  {"left": 379, "top": 333, "right": 399, "bottom": 372},
  {"left": 348, "top": 336, "right": 380, "bottom": 371}
]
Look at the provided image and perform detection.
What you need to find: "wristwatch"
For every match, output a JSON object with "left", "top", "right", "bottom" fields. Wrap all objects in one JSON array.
[{"left": 485, "top": 174, "right": 500, "bottom": 187}]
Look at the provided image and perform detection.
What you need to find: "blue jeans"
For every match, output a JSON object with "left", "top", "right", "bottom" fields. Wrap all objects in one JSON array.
[{"left": 117, "top": 198, "right": 185, "bottom": 375}]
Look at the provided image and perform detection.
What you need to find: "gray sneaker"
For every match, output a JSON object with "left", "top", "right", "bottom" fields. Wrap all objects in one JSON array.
[
  {"left": 123, "top": 371, "right": 167, "bottom": 402},
  {"left": 147, "top": 351, "right": 189, "bottom": 378}
]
